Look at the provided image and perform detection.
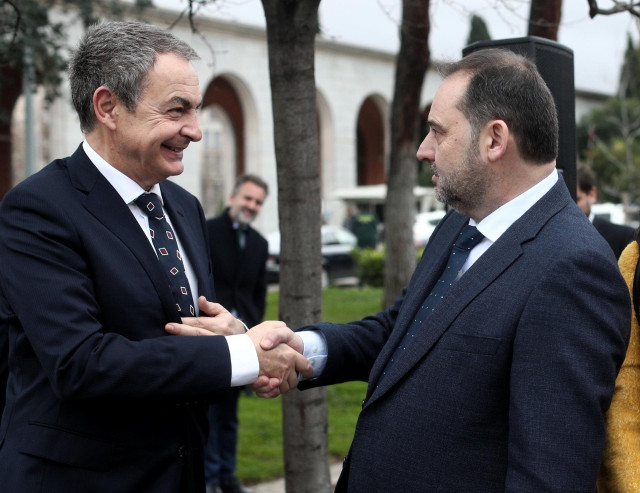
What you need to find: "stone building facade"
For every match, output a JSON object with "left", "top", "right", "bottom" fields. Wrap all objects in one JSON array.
[{"left": 9, "top": 6, "right": 608, "bottom": 235}]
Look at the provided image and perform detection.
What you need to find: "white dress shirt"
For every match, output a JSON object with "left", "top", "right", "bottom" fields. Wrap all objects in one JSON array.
[
  {"left": 82, "top": 141, "right": 259, "bottom": 386},
  {"left": 300, "top": 169, "right": 560, "bottom": 378}
]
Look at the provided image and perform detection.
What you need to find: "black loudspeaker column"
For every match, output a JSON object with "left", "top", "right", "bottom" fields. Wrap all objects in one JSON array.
[{"left": 462, "top": 37, "right": 576, "bottom": 200}]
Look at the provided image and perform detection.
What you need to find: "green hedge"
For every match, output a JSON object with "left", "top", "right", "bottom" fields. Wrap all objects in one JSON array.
[
  {"left": 352, "top": 248, "right": 385, "bottom": 287},
  {"left": 352, "top": 247, "right": 424, "bottom": 288}
]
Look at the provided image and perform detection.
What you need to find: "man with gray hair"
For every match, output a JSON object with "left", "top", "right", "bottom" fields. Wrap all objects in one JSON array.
[
  {"left": 0, "top": 20, "right": 309, "bottom": 493},
  {"left": 204, "top": 174, "right": 270, "bottom": 493}
]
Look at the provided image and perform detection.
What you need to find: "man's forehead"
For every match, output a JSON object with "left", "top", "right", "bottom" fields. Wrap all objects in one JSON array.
[
  {"left": 144, "top": 53, "right": 202, "bottom": 103},
  {"left": 435, "top": 72, "right": 469, "bottom": 103},
  {"left": 429, "top": 74, "right": 469, "bottom": 123},
  {"left": 241, "top": 183, "right": 266, "bottom": 197}
]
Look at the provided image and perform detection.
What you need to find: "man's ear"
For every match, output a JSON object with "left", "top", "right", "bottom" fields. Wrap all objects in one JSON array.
[
  {"left": 588, "top": 186, "right": 598, "bottom": 204},
  {"left": 92, "top": 86, "right": 119, "bottom": 131},
  {"left": 484, "top": 120, "right": 509, "bottom": 163}
]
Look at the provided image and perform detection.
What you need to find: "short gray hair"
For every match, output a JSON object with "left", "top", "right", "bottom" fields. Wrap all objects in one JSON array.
[
  {"left": 68, "top": 21, "right": 199, "bottom": 133},
  {"left": 233, "top": 174, "right": 269, "bottom": 196}
]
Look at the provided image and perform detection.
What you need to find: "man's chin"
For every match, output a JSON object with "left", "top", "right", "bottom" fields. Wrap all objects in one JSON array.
[{"left": 237, "top": 213, "right": 255, "bottom": 225}]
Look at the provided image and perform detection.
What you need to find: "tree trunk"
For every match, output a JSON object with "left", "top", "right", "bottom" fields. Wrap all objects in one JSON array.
[
  {"left": 260, "top": 1, "right": 331, "bottom": 492},
  {"left": 528, "top": 0, "right": 563, "bottom": 40},
  {"left": 382, "top": 0, "right": 431, "bottom": 308}
]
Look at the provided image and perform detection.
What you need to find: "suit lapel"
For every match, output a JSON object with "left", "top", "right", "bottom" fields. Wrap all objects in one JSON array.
[
  {"left": 367, "top": 213, "right": 466, "bottom": 390},
  {"left": 365, "top": 178, "right": 572, "bottom": 406},
  {"left": 67, "top": 146, "right": 182, "bottom": 322}
]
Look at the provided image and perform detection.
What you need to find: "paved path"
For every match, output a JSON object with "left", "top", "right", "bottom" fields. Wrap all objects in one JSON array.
[{"left": 252, "top": 462, "right": 343, "bottom": 493}]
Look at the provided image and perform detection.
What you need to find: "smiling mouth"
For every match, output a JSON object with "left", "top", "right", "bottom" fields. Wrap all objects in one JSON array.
[{"left": 163, "top": 144, "right": 187, "bottom": 153}]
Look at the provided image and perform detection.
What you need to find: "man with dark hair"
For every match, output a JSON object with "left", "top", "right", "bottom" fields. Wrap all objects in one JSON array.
[
  {"left": 576, "top": 163, "right": 634, "bottom": 258},
  {"left": 205, "top": 174, "right": 269, "bottom": 493},
  {"left": 0, "top": 21, "right": 309, "bottom": 493},
  {"left": 249, "top": 48, "right": 630, "bottom": 491}
]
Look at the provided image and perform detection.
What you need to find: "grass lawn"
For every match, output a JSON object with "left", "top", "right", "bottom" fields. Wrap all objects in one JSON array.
[{"left": 235, "top": 286, "right": 382, "bottom": 484}]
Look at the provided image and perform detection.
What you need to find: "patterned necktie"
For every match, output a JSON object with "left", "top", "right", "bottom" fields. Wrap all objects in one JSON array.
[
  {"left": 385, "top": 225, "right": 484, "bottom": 370},
  {"left": 134, "top": 193, "right": 195, "bottom": 317}
]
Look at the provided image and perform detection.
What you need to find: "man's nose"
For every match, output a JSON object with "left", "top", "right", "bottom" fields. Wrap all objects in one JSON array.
[
  {"left": 182, "top": 112, "right": 202, "bottom": 142},
  {"left": 416, "top": 133, "right": 434, "bottom": 161}
]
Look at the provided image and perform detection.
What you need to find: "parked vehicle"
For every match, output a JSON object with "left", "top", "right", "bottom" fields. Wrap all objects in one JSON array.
[
  {"left": 413, "top": 210, "right": 446, "bottom": 247},
  {"left": 592, "top": 202, "right": 627, "bottom": 225},
  {"left": 266, "top": 225, "right": 358, "bottom": 286}
]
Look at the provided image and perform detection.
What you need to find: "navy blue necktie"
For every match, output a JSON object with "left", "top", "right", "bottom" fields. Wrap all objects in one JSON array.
[
  {"left": 235, "top": 226, "right": 246, "bottom": 250},
  {"left": 385, "top": 225, "right": 484, "bottom": 370},
  {"left": 134, "top": 193, "right": 195, "bottom": 317}
]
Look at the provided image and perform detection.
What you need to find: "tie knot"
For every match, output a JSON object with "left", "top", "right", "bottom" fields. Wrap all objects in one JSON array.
[
  {"left": 455, "top": 225, "right": 484, "bottom": 251},
  {"left": 134, "top": 193, "right": 164, "bottom": 220}
]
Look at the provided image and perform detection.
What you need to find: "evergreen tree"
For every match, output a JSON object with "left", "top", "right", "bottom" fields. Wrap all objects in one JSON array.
[
  {"left": 0, "top": 0, "right": 151, "bottom": 198},
  {"left": 576, "top": 93, "right": 640, "bottom": 206},
  {"left": 619, "top": 34, "right": 640, "bottom": 99},
  {"left": 466, "top": 14, "right": 491, "bottom": 45},
  {"left": 1, "top": 0, "right": 152, "bottom": 104}
]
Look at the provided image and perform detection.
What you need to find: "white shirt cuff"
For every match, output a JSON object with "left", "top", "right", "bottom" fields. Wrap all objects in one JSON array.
[
  {"left": 226, "top": 334, "right": 260, "bottom": 386},
  {"left": 298, "top": 330, "right": 328, "bottom": 379}
]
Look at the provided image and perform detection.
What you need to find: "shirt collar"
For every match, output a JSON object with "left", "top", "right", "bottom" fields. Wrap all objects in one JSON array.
[
  {"left": 471, "top": 168, "right": 558, "bottom": 242},
  {"left": 232, "top": 221, "right": 249, "bottom": 231},
  {"left": 82, "top": 140, "right": 163, "bottom": 206}
]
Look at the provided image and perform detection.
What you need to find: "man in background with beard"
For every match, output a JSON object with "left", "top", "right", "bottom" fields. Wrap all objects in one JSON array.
[{"left": 205, "top": 175, "right": 269, "bottom": 493}]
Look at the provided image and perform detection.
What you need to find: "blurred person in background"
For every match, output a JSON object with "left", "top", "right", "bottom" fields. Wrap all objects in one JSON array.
[
  {"left": 204, "top": 175, "right": 269, "bottom": 493},
  {"left": 576, "top": 163, "right": 634, "bottom": 258}
]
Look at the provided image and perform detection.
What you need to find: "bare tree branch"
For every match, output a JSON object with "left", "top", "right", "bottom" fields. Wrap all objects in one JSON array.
[
  {"left": 2, "top": 0, "right": 22, "bottom": 51},
  {"left": 588, "top": 0, "right": 640, "bottom": 19},
  {"left": 168, "top": 0, "right": 217, "bottom": 69},
  {"left": 594, "top": 135, "right": 627, "bottom": 171}
]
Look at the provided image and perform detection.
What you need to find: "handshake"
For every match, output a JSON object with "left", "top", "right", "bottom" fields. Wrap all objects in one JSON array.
[{"left": 165, "top": 296, "right": 312, "bottom": 398}]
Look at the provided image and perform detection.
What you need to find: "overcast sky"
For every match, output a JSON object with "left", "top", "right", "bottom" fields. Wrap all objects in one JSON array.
[{"left": 158, "top": 0, "right": 639, "bottom": 95}]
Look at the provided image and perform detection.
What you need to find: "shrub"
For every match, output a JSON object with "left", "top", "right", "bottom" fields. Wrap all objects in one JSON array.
[
  {"left": 352, "top": 247, "right": 426, "bottom": 288},
  {"left": 352, "top": 248, "right": 384, "bottom": 287}
]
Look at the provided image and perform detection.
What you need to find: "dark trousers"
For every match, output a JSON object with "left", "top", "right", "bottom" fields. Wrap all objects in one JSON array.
[{"left": 204, "top": 387, "right": 242, "bottom": 485}]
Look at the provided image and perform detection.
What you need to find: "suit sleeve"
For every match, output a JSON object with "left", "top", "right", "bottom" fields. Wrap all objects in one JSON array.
[
  {"left": 505, "top": 246, "right": 630, "bottom": 491},
  {"left": 598, "top": 242, "right": 640, "bottom": 492},
  {"left": 0, "top": 185, "right": 232, "bottom": 402},
  {"left": 298, "top": 288, "right": 405, "bottom": 387},
  {"left": 0, "top": 293, "right": 8, "bottom": 421}
]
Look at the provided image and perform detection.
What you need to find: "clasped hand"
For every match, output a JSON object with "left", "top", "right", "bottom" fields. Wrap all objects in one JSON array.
[{"left": 165, "top": 296, "right": 311, "bottom": 397}]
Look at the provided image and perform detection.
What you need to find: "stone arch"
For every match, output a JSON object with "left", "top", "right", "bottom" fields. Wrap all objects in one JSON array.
[
  {"left": 420, "top": 102, "right": 432, "bottom": 140},
  {"left": 417, "top": 102, "right": 433, "bottom": 186},
  {"left": 356, "top": 95, "right": 388, "bottom": 185},
  {"left": 317, "top": 88, "right": 336, "bottom": 223},
  {"left": 1, "top": 67, "right": 24, "bottom": 200},
  {"left": 199, "top": 107, "right": 236, "bottom": 217},
  {"left": 316, "top": 89, "right": 333, "bottom": 193},
  {"left": 200, "top": 73, "right": 258, "bottom": 216}
]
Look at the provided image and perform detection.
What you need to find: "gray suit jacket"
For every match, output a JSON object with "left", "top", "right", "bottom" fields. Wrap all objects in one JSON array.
[{"left": 301, "top": 179, "right": 630, "bottom": 492}]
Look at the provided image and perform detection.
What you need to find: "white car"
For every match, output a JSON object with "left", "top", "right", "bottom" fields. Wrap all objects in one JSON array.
[
  {"left": 266, "top": 225, "right": 358, "bottom": 286},
  {"left": 413, "top": 210, "right": 446, "bottom": 247}
]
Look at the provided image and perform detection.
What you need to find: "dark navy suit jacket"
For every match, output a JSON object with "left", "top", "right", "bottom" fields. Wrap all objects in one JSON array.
[
  {"left": 301, "top": 179, "right": 630, "bottom": 492},
  {"left": 206, "top": 209, "right": 268, "bottom": 328},
  {"left": 593, "top": 215, "right": 635, "bottom": 259},
  {"left": 0, "top": 145, "right": 233, "bottom": 493}
]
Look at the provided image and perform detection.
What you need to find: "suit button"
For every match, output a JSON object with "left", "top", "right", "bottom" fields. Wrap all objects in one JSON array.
[
  {"left": 361, "top": 399, "right": 365, "bottom": 408},
  {"left": 177, "top": 445, "right": 187, "bottom": 458}
]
